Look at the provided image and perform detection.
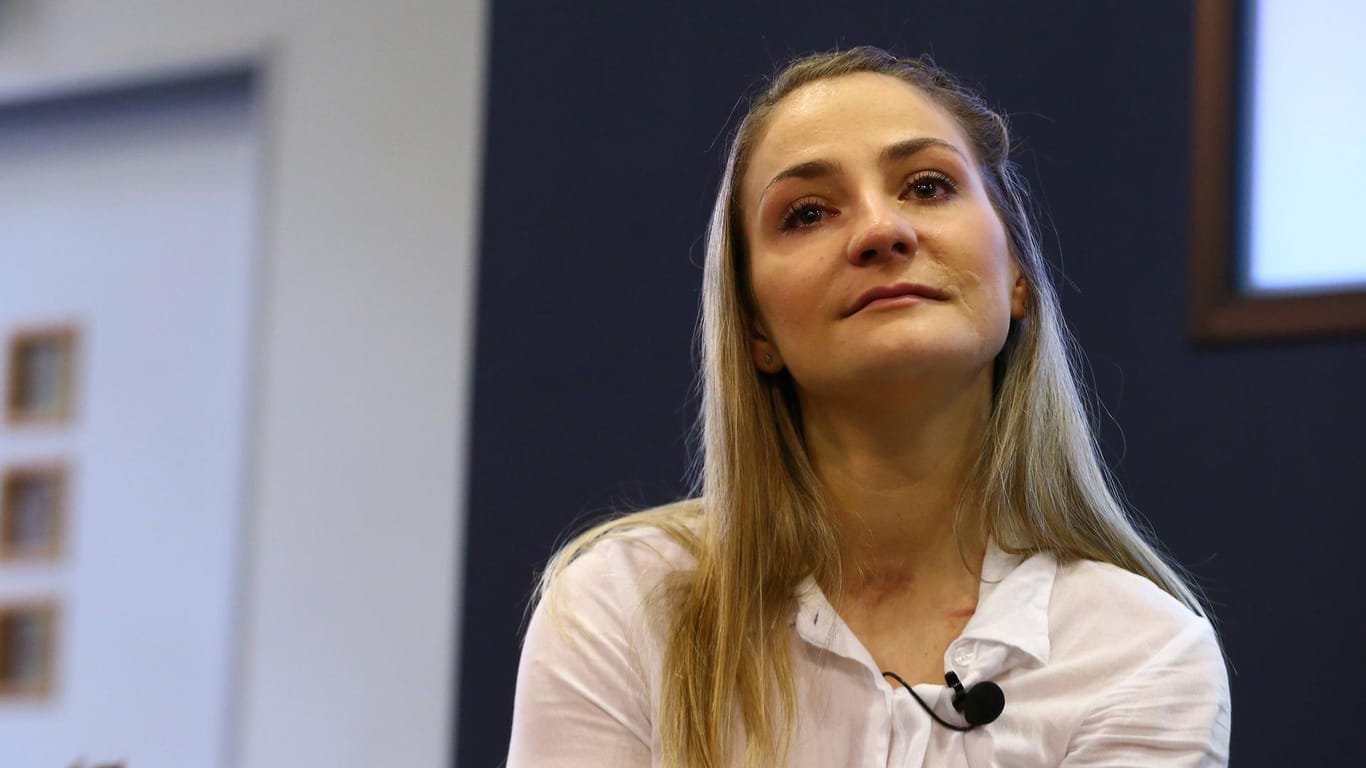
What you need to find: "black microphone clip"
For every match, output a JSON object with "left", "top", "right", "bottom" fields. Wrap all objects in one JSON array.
[
  {"left": 880, "top": 669, "right": 1006, "bottom": 732},
  {"left": 945, "top": 671, "right": 1005, "bottom": 726}
]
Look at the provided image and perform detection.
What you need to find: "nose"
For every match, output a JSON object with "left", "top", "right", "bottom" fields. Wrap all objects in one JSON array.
[{"left": 845, "top": 195, "right": 918, "bottom": 266}]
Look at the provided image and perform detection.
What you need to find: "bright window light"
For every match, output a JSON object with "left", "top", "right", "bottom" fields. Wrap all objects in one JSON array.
[{"left": 1245, "top": 0, "right": 1366, "bottom": 294}]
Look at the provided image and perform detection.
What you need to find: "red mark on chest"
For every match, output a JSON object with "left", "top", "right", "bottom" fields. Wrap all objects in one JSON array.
[{"left": 945, "top": 604, "right": 978, "bottom": 620}]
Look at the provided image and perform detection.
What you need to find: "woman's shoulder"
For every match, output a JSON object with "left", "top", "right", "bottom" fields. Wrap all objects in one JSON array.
[
  {"left": 1037, "top": 557, "right": 1231, "bottom": 761},
  {"left": 1046, "top": 556, "right": 1224, "bottom": 685},
  {"left": 538, "top": 499, "right": 701, "bottom": 626},
  {"left": 554, "top": 499, "right": 701, "bottom": 585},
  {"left": 511, "top": 503, "right": 703, "bottom": 760},
  {"left": 1051, "top": 557, "right": 1211, "bottom": 634}
]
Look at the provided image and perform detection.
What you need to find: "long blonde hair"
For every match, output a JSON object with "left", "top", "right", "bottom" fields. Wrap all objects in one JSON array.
[{"left": 535, "top": 46, "right": 1210, "bottom": 768}]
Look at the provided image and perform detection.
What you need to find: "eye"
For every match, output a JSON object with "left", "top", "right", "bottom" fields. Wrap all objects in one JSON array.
[
  {"left": 779, "top": 196, "right": 836, "bottom": 231},
  {"left": 903, "top": 171, "right": 958, "bottom": 202}
]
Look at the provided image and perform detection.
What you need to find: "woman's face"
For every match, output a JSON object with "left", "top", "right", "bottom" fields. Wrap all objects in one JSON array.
[{"left": 739, "top": 72, "right": 1027, "bottom": 401}]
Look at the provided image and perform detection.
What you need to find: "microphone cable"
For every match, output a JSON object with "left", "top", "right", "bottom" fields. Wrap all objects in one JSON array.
[{"left": 880, "top": 670, "right": 1005, "bottom": 732}]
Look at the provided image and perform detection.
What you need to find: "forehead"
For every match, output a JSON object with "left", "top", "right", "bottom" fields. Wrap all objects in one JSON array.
[{"left": 742, "top": 72, "right": 974, "bottom": 203}]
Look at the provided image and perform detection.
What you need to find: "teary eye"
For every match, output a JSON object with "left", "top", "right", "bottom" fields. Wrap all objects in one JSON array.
[
  {"left": 780, "top": 197, "right": 835, "bottom": 231},
  {"left": 904, "top": 171, "right": 958, "bottom": 201}
]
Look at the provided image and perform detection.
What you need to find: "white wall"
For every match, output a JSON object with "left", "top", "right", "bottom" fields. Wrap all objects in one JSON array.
[
  {"left": 0, "top": 79, "right": 258, "bottom": 767},
  {"left": 0, "top": 1, "right": 488, "bottom": 766}
]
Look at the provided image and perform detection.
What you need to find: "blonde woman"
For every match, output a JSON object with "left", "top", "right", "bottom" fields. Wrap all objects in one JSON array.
[{"left": 507, "top": 47, "right": 1230, "bottom": 767}]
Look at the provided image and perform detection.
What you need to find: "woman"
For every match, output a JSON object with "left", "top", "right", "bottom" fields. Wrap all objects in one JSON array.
[{"left": 507, "top": 47, "right": 1230, "bottom": 767}]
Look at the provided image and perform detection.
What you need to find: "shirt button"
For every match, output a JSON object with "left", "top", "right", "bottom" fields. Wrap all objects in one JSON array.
[{"left": 952, "top": 647, "right": 975, "bottom": 667}]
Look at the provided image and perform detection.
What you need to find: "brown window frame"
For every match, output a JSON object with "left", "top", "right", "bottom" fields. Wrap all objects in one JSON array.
[
  {"left": 1, "top": 462, "right": 68, "bottom": 562},
  {"left": 0, "top": 599, "right": 59, "bottom": 700},
  {"left": 5, "top": 323, "right": 81, "bottom": 427},
  {"left": 1190, "top": 0, "right": 1366, "bottom": 341}
]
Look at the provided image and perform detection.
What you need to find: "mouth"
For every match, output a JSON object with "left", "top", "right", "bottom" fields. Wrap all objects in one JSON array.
[{"left": 845, "top": 282, "right": 948, "bottom": 317}]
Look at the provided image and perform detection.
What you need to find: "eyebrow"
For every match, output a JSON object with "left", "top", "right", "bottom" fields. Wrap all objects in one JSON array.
[{"left": 758, "top": 137, "right": 967, "bottom": 206}]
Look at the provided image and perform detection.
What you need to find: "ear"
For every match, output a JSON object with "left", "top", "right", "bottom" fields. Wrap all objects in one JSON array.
[
  {"left": 1009, "top": 269, "right": 1029, "bottom": 320},
  {"left": 749, "top": 328, "right": 784, "bottom": 373}
]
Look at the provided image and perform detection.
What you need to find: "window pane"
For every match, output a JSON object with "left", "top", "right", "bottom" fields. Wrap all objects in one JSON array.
[{"left": 1246, "top": 0, "right": 1366, "bottom": 293}]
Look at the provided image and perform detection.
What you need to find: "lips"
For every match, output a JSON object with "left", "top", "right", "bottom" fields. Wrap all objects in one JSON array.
[{"left": 845, "top": 282, "right": 948, "bottom": 317}]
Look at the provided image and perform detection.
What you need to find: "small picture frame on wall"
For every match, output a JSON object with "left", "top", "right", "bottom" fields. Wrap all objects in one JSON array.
[
  {"left": 1, "top": 464, "right": 67, "bottom": 561},
  {"left": 0, "top": 600, "right": 58, "bottom": 699},
  {"left": 5, "top": 325, "right": 80, "bottom": 426}
]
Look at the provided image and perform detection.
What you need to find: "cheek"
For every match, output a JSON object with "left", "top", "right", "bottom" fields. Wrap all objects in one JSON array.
[
  {"left": 945, "top": 218, "right": 1016, "bottom": 344},
  {"left": 965, "top": 214, "right": 1015, "bottom": 301},
  {"left": 751, "top": 260, "right": 825, "bottom": 333}
]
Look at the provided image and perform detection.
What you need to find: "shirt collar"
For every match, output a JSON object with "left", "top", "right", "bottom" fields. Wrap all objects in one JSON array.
[
  {"left": 790, "top": 539, "right": 1056, "bottom": 667},
  {"left": 956, "top": 540, "right": 1055, "bottom": 665},
  {"left": 793, "top": 575, "right": 862, "bottom": 662}
]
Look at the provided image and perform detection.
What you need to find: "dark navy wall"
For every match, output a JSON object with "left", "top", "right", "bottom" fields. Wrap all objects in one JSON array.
[{"left": 458, "top": 1, "right": 1366, "bottom": 764}]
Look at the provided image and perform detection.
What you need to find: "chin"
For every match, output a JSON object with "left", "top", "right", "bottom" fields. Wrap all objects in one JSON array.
[
  {"left": 800, "top": 348, "right": 997, "bottom": 400},
  {"left": 867, "top": 336, "right": 999, "bottom": 375}
]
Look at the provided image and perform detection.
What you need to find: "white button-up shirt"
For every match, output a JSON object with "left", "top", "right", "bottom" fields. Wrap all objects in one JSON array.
[{"left": 508, "top": 526, "right": 1230, "bottom": 767}]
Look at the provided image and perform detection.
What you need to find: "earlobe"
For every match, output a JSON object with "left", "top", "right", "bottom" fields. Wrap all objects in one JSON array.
[
  {"left": 1010, "top": 275, "right": 1029, "bottom": 319},
  {"left": 750, "top": 338, "right": 783, "bottom": 373}
]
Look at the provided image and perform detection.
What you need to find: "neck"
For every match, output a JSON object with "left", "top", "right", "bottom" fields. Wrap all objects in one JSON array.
[{"left": 801, "top": 369, "right": 993, "bottom": 599}]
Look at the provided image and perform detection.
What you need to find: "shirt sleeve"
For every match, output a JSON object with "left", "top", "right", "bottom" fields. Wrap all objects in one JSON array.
[
  {"left": 506, "top": 541, "right": 656, "bottom": 768},
  {"left": 1059, "top": 615, "right": 1231, "bottom": 767}
]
